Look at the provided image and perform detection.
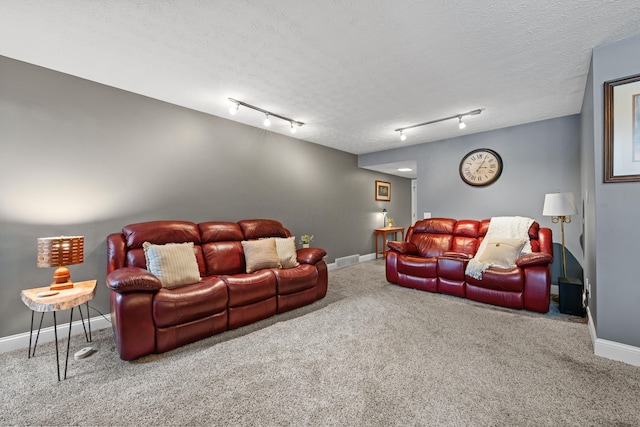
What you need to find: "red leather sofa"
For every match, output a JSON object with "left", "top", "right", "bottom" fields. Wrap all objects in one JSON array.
[
  {"left": 106, "top": 219, "right": 328, "bottom": 360},
  {"left": 385, "top": 218, "right": 553, "bottom": 313}
]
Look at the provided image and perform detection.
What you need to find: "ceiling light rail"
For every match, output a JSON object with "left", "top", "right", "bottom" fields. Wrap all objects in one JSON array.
[
  {"left": 395, "top": 109, "right": 482, "bottom": 140},
  {"left": 228, "top": 97, "right": 304, "bottom": 133}
]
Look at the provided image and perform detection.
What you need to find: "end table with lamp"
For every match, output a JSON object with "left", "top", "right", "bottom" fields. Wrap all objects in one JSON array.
[
  {"left": 21, "top": 280, "right": 97, "bottom": 381},
  {"left": 20, "top": 235, "right": 96, "bottom": 380},
  {"left": 375, "top": 226, "right": 405, "bottom": 259}
]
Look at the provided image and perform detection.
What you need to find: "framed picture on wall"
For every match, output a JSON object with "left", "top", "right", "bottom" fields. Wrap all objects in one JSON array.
[
  {"left": 604, "top": 73, "right": 640, "bottom": 183},
  {"left": 375, "top": 180, "right": 391, "bottom": 201}
]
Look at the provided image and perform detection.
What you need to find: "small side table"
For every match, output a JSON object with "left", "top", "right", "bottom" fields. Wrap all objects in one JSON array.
[
  {"left": 21, "top": 280, "right": 97, "bottom": 380},
  {"left": 375, "top": 226, "right": 405, "bottom": 259}
]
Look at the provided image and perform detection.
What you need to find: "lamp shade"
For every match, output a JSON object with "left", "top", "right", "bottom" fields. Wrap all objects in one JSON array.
[
  {"left": 542, "top": 192, "right": 577, "bottom": 217},
  {"left": 38, "top": 236, "right": 84, "bottom": 290},
  {"left": 37, "top": 236, "right": 84, "bottom": 268}
]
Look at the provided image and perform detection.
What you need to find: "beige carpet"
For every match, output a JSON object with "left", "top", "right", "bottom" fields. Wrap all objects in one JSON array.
[{"left": 1, "top": 260, "right": 639, "bottom": 426}]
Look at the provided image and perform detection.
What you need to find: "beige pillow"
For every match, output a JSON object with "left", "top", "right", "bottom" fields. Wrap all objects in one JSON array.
[
  {"left": 274, "top": 237, "right": 300, "bottom": 269},
  {"left": 242, "top": 239, "right": 282, "bottom": 273},
  {"left": 477, "top": 238, "right": 527, "bottom": 268},
  {"left": 143, "top": 242, "right": 201, "bottom": 289}
]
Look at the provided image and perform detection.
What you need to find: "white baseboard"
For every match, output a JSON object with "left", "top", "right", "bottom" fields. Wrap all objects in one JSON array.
[
  {"left": 550, "top": 284, "right": 558, "bottom": 296},
  {"left": 587, "top": 307, "right": 640, "bottom": 367},
  {"left": 0, "top": 314, "right": 112, "bottom": 354}
]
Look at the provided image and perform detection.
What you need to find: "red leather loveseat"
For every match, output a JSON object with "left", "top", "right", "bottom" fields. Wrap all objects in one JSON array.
[
  {"left": 385, "top": 218, "right": 553, "bottom": 313},
  {"left": 106, "top": 219, "right": 328, "bottom": 360}
]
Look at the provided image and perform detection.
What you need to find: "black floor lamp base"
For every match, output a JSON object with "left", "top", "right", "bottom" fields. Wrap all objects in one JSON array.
[{"left": 559, "top": 277, "right": 585, "bottom": 317}]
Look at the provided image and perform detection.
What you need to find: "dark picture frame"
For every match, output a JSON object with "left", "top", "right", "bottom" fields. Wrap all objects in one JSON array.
[
  {"left": 375, "top": 180, "right": 391, "bottom": 201},
  {"left": 604, "top": 73, "right": 640, "bottom": 183}
]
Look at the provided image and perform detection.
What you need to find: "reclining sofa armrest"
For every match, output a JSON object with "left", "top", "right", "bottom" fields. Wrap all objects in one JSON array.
[
  {"left": 516, "top": 252, "right": 553, "bottom": 268},
  {"left": 297, "top": 247, "right": 327, "bottom": 265},
  {"left": 387, "top": 241, "right": 418, "bottom": 255},
  {"left": 106, "top": 267, "right": 163, "bottom": 293},
  {"left": 442, "top": 251, "right": 472, "bottom": 259}
]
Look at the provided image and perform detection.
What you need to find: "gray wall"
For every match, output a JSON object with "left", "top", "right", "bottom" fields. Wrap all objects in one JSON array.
[
  {"left": 360, "top": 116, "right": 583, "bottom": 281},
  {"left": 588, "top": 33, "right": 640, "bottom": 347},
  {"left": 0, "top": 56, "right": 411, "bottom": 338}
]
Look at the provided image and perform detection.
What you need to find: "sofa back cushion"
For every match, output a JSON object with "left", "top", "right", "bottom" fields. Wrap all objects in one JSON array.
[
  {"left": 199, "top": 222, "right": 245, "bottom": 275},
  {"left": 412, "top": 218, "right": 456, "bottom": 234},
  {"left": 123, "top": 221, "right": 201, "bottom": 247},
  {"left": 413, "top": 234, "right": 453, "bottom": 258},
  {"left": 238, "top": 219, "right": 291, "bottom": 240},
  {"left": 410, "top": 218, "right": 474, "bottom": 258},
  {"left": 450, "top": 220, "right": 481, "bottom": 255},
  {"left": 122, "top": 221, "right": 206, "bottom": 276}
]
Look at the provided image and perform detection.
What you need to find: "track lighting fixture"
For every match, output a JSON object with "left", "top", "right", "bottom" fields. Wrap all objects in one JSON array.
[
  {"left": 395, "top": 109, "right": 481, "bottom": 140},
  {"left": 458, "top": 116, "right": 466, "bottom": 129},
  {"left": 228, "top": 98, "right": 305, "bottom": 131},
  {"left": 229, "top": 101, "right": 239, "bottom": 115}
]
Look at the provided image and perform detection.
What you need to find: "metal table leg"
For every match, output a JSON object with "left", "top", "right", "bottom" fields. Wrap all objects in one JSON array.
[
  {"left": 87, "top": 301, "right": 92, "bottom": 342},
  {"left": 28, "top": 311, "right": 34, "bottom": 359},
  {"left": 63, "top": 307, "right": 74, "bottom": 380},
  {"left": 53, "top": 311, "right": 60, "bottom": 382},
  {"left": 31, "top": 312, "right": 45, "bottom": 358}
]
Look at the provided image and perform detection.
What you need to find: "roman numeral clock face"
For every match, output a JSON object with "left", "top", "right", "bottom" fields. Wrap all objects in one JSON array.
[{"left": 459, "top": 149, "right": 503, "bottom": 186}]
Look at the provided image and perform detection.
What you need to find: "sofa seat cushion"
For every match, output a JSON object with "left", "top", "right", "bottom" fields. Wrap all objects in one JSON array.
[
  {"left": 398, "top": 254, "right": 437, "bottom": 278},
  {"left": 273, "top": 264, "right": 318, "bottom": 295},
  {"left": 465, "top": 267, "right": 523, "bottom": 292},
  {"left": 437, "top": 257, "right": 468, "bottom": 281},
  {"left": 224, "top": 269, "right": 277, "bottom": 307},
  {"left": 152, "top": 276, "right": 228, "bottom": 328}
]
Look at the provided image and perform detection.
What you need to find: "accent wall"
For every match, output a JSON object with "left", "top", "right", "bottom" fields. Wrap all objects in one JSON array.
[{"left": 0, "top": 55, "right": 411, "bottom": 339}]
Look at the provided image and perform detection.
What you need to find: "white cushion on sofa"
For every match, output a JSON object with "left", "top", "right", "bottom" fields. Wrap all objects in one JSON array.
[
  {"left": 274, "top": 237, "right": 300, "bottom": 269},
  {"left": 143, "top": 241, "right": 201, "bottom": 289},
  {"left": 242, "top": 239, "right": 282, "bottom": 273},
  {"left": 477, "top": 237, "right": 527, "bottom": 268}
]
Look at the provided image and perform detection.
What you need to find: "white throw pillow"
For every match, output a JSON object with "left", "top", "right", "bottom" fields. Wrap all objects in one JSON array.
[
  {"left": 274, "top": 237, "right": 300, "bottom": 269},
  {"left": 477, "top": 238, "right": 527, "bottom": 268},
  {"left": 242, "top": 239, "right": 282, "bottom": 273},
  {"left": 143, "top": 241, "right": 201, "bottom": 289}
]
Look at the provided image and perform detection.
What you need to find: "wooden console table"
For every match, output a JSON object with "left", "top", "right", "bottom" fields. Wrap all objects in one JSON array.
[{"left": 375, "top": 226, "right": 405, "bottom": 259}]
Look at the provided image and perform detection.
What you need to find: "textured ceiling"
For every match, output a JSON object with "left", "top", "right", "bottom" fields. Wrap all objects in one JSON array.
[{"left": 1, "top": 1, "right": 640, "bottom": 158}]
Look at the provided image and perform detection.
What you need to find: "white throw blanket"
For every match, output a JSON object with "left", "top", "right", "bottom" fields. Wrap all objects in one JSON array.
[{"left": 465, "top": 216, "right": 534, "bottom": 280}]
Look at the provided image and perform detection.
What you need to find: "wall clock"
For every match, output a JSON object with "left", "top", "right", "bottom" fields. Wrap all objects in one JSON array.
[{"left": 459, "top": 148, "right": 503, "bottom": 186}]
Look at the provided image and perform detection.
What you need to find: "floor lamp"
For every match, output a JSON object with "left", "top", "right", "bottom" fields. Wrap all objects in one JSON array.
[{"left": 542, "top": 192, "right": 577, "bottom": 278}]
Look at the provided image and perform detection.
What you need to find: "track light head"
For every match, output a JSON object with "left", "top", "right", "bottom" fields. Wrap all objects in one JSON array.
[
  {"left": 290, "top": 121, "right": 297, "bottom": 134},
  {"left": 458, "top": 116, "right": 466, "bottom": 129},
  {"left": 399, "top": 130, "right": 407, "bottom": 141},
  {"left": 229, "top": 101, "right": 239, "bottom": 115},
  {"left": 264, "top": 113, "right": 271, "bottom": 127}
]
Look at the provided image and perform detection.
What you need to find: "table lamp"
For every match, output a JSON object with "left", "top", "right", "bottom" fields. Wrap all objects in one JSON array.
[
  {"left": 37, "top": 236, "right": 84, "bottom": 290},
  {"left": 542, "top": 192, "right": 577, "bottom": 278}
]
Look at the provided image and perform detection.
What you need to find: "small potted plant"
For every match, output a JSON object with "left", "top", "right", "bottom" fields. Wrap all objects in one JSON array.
[
  {"left": 300, "top": 234, "right": 314, "bottom": 248},
  {"left": 387, "top": 217, "right": 394, "bottom": 227}
]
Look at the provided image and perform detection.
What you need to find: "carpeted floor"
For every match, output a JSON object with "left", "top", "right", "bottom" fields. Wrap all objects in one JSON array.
[{"left": 1, "top": 259, "right": 638, "bottom": 426}]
